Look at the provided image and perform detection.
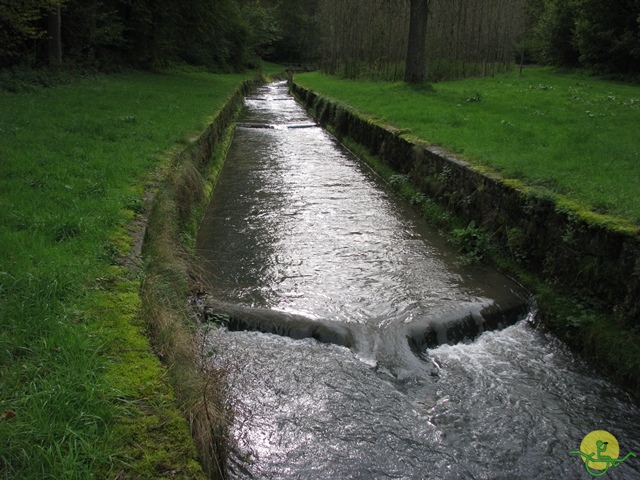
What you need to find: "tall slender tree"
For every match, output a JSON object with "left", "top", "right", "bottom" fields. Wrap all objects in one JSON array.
[
  {"left": 47, "top": 1, "right": 62, "bottom": 65},
  {"left": 404, "top": 0, "right": 429, "bottom": 82}
]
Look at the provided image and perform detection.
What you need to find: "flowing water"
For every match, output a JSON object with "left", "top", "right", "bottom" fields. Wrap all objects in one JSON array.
[{"left": 195, "top": 82, "right": 640, "bottom": 479}]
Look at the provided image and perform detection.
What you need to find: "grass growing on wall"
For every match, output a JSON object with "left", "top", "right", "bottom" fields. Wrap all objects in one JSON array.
[
  {"left": 0, "top": 71, "right": 252, "bottom": 478},
  {"left": 294, "top": 68, "right": 640, "bottom": 224}
]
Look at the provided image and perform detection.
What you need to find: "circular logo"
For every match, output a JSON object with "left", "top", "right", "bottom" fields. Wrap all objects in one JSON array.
[{"left": 579, "top": 430, "right": 620, "bottom": 472}]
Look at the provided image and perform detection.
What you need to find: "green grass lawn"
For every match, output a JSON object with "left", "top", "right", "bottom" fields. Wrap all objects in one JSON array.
[
  {"left": 0, "top": 71, "right": 253, "bottom": 478},
  {"left": 294, "top": 68, "right": 640, "bottom": 223}
]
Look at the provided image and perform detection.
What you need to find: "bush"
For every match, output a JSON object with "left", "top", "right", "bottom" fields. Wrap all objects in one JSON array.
[
  {"left": 0, "top": 65, "right": 78, "bottom": 92},
  {"left": 452, "top": 220, "right": 489, "bottom": 263},
  {"left": 573, "top": 0, "right": 640, "bottom": 74},
  {"left": 531, "top": 0, "right": 640, "bottom": 75},
  {"left": 531, "top": 0, "right": 581, "bottom": 67}
]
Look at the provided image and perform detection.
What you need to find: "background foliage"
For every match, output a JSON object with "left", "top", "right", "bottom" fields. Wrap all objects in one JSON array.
[
  {"left": 531, "top": 0, "right": 640, "bottom": 75},
  {"left": 1, "top": 0, "right": 639, "bottom": 78},
  {"left": 0, "top": 0, "right": 318, "bottom": 71}
]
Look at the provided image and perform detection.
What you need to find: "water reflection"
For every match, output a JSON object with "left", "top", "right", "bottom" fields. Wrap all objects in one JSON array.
[{"left": 196, "top": 82, "right": 640, "bottom": 479}]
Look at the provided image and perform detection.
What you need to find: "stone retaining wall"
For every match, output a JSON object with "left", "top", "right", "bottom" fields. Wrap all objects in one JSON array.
[{"left": 291, "top": 81, "right": 640, "bottom": 327}]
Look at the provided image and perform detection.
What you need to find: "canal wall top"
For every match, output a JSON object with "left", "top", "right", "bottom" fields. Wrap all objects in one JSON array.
[{"left": 290, "top": 81, "right": 640, "bottom": 329}]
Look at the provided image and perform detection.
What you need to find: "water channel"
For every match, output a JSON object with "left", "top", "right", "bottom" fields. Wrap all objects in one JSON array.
[{"left": 195, "top": 81, "right": 640, "bottom": 479}]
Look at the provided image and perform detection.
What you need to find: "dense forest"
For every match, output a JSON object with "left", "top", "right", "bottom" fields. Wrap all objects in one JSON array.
[{"left": 1, "top": 0, "right": 639, "bottom": 80}]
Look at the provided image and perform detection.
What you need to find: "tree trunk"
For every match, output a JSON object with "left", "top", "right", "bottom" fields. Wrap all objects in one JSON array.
[
  {"left": 48, "top": 3, "right": 62, "bottom": 66},
  {"left": 404, "top": 0, "right": 429, "bottom": 83}
]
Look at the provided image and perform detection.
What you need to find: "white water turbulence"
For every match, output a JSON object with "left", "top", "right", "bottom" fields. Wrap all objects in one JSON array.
[{"left": 196, "top": 82, "right": 640, "bottom": 479}]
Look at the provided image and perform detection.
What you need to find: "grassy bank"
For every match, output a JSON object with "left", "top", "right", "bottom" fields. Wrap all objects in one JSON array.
[
  {"left": 0, "top": 71, "right": 254, "bottom": 478},
  {"left": 294, "top": 68, "right": 640, "bottom": 224}
]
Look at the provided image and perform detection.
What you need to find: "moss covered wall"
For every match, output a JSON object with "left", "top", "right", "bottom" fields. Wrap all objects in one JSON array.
[
  {"left": 291, "top": 81, "right": 640, "bottom": 328},
  {"left": 141, "top": 75, "right": 264, "bottom": 478}
]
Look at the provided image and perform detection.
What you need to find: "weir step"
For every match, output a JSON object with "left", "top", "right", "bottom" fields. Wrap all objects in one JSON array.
[{"left": 236, "top": 122, "right": 318, "bottom": 129}]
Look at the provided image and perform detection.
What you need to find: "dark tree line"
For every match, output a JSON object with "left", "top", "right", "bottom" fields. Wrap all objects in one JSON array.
[
  {"left": 318, "top": 0, "right": 527, "bottom": 81},
  {"left": 263, "top": 0, "right": 320, "bottom": 64},
  {"left": 529, "top": 0, "right": 640, "bottom": 75},
  {"left": 317, "top": 0, "right": 640, "bottom": 81},
  {"left": 1, "top": 0, "right": 638, "bottom": 79},
  {"left": 422, "top": 0, "right": 528, "bottom": 80},
  {"left": 316, "top": 0, "right": 409, "bottom": 79},
  {"left": 0, "top": 0, "right": 319, "bottom": 71}
]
